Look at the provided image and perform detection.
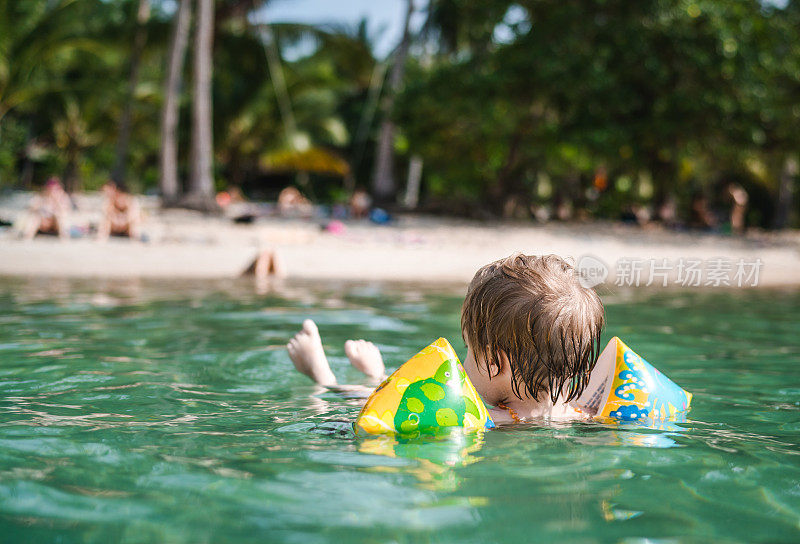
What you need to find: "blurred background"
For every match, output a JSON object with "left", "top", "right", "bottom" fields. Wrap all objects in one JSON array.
[{"left": 1, "top": 0, "right": 798, "bottom": 229}]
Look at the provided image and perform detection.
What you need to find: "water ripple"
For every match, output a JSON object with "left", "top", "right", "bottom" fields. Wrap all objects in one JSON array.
[{"left": 0, "top": 279, "right": 798, "bottom": 543}]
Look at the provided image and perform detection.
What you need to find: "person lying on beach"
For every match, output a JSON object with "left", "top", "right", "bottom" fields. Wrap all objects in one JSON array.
[
  {"left": 98, "top": 180, "right": 142, "bottom": 241},
  {"left": 19, "top": 177, "right": 71, "bottom": 240},
  {"left": 217, "top": 187, "right": 259, "bottom": 224},
  {"left": 287, "top": 253, "right": 605, "bottom": 424}
]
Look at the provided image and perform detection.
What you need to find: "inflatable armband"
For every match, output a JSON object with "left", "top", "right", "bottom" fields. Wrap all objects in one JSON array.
[
  {"left": 354, "top": 338, "right": 494, "bottom": 436},
  {"left": 572, "top": 337, "right": 692, "bottom": 422}
]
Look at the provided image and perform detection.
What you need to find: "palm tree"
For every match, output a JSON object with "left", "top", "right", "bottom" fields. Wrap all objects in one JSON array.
[
  {"left": 159, "top": 0, "right": 191, "bottom": 205},
  {"left": 0, "top": 0, "right": 97, "bottom": 123},
  {"left": 182, "top": 0, "right": 217, "bottom": 211},
  {"left": 161, "top": 0, "right": 275, "bottom": 208},
  {"left": 370, "top": 0, "right": 414, "bottom": 204},
  {"left": 111, "top": 0, "right": 150, "bottom": 186}
]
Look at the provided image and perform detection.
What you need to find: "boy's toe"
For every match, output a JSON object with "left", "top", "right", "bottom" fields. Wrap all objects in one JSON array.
[{"left": 302, "top": 319, "right": 318, "bottom": 336}]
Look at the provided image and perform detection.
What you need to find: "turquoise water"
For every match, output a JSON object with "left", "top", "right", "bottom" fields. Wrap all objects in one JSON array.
[{"left": 0, "top": 278, "right": 798, "bottom": 543}]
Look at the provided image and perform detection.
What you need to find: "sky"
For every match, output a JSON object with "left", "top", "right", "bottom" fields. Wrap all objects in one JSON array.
[
  {"left": 254, "top": 0, "right": 789, "bottom": 59},
  {"left": 255, "top": 0, "right": 428, "bottom": 59}
]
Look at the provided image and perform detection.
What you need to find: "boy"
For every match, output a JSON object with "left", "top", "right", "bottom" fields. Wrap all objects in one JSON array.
[{"left": 287, "top": 254, "right": 605, "bottom": 423}]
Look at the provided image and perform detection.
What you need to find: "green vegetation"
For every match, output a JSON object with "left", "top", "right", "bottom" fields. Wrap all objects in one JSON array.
[{"left": 0, "top": 0, "right": 798, "bottom": 226}]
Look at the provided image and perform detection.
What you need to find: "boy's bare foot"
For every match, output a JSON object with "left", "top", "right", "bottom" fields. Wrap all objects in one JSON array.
[
  {"left": 344, "top": 339, "right": 385, "bottom": 381},
  {"left": 287, "top": 319, "right": 337, "bottom": 386}
]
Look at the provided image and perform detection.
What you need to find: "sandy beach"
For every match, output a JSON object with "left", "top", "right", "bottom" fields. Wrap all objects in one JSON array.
[{"left": 2, "top": 191, "right": 799, "bottom": 288}]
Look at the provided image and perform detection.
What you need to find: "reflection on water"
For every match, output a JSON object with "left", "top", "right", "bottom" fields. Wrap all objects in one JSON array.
[
  {"left": 572, "top": 420, "right": 686, "bottom": 449},
  {"left": 0, "top": 278, "right": 799, "bottom": 543},
  {"left": 358, "top": 431, "right": 485, "bottom": 492},
  {"left": 577, "top": 415, "right": 692, "bottom": 449}
]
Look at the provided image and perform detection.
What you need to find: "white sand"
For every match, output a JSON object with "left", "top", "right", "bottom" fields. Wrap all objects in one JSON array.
[{"left": 1, "top": 191, "right": 799, "bottom": 287}]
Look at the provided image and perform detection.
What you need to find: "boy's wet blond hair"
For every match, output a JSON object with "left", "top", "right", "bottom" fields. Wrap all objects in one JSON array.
[{"left": 461, "top": 254, "right": 605, "bottom": 403}]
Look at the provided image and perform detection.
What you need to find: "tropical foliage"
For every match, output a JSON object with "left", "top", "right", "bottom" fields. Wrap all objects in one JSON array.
[{"left": 0, "top": 0, "right": 798, "bottom": 227}]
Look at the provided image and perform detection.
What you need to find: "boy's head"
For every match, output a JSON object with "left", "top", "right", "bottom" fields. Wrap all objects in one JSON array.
[{"left": 461, "top": 254, "right": 604, "bottom": 405}]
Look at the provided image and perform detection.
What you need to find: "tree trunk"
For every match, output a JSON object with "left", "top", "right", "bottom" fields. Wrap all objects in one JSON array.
[
  {"left": 490, "top": 122, "right": 525, "bottom": 215},
  {"left": 112, "top": 0, "right": 150, "bottom": 186},
  {"left": 370, "top": 0, "right": 413, "bottom": 205},
  {"left": 159, "top": 0, "right": 191, "bottom": 205},
  {"left": 63, "top": 150, "right": 79, "bottom": 193},
  {"left": 774, "top": 155, "right": 798, "bottom": 229},
  {"left": 648, "top": 151, "right": 676, "bottom": 218},
  {"left": 403, "top": 154, "right": 423, "bottom": 209},
  {"left": 184, "top": 0, "right": 217, "bottom": 212}
]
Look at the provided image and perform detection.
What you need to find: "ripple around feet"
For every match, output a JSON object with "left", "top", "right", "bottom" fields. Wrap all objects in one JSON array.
[{"left": 0, "top": 279, "right": 799, "bottom": 543}]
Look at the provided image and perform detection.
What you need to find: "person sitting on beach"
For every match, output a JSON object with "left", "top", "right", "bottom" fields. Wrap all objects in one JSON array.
[
  {"left": 349, "top": 188, "right": 371, "bottom": 219},
  {"left": 98, "top": 180, "right": 142, "bottom": 241},
  {"left": 277, "top": 186, "right": 313, "bottom": 218},
  {"left": 20, "top": 177, "right": 71, "bottom": 240},
  {"left": 287, "top": 253, "right": 605, "bottom": 423}
]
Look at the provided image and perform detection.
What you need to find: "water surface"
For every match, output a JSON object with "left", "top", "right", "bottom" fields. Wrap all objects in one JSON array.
[{"left": 0, "top": 278, "right": 798, "bottom": 543}]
